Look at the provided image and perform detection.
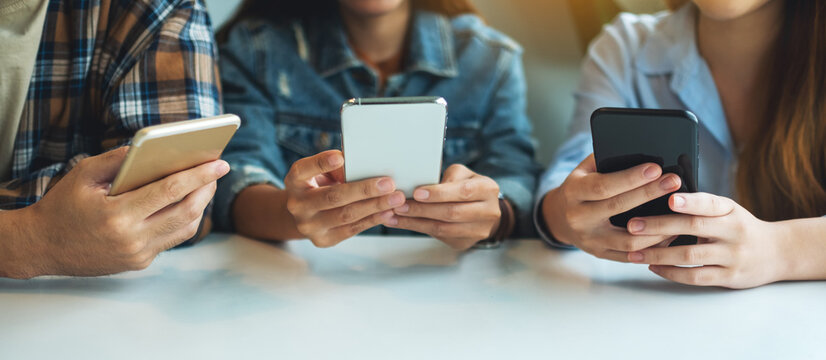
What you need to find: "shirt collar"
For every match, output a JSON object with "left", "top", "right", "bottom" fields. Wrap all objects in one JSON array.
[
  {"left": 636, "top": 4, "right": 735, "bottom": 155},
  {"left": 312, "top": 10, "right": 458, "bottom": 79}
]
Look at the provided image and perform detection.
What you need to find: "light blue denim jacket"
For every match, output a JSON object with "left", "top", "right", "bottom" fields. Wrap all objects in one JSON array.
[
  {"left": 215, "top": 11, "right": 541, "bottom": 236},
  {"left": 535, "top": 5, "right": 739, "bottom": 247}
]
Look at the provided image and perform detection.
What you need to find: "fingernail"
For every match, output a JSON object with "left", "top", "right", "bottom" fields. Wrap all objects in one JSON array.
[
  {"left": 628, "top": 219, "right": 645, "bottom": 233},
  {"left": 216, "top": 161, "right": 230, "bottom": 175},
  {"left": 377, "top": 179, "right": 394, "bottom": 193},
  {"left": 673, "top": 195, "right": 686, "bottom": 208},
  {"left": 388, "top": 193, "right": 405, "bottom": 207},
  {"left": 660, "top": 175, "right": 678, "bottom": 191},
  {"left": 644, "top": 166, "right": 660, "bottom": 180},
  {"left": 414, "top": 189, "right": 430, "bottom": 200},
  {"left": 629, "top": 252, "right": 644, "bottom": 263},
  {"left": 395, "top": 204, "right": 409, "bottom": 213},
  {"left": 327, "top": 155, "right": 343, "bottom": 167}
]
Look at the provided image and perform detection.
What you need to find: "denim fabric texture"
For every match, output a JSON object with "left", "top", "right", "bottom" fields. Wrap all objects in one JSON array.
[{"left": 215, "top": 11, "right": 541, "bottom": 237}]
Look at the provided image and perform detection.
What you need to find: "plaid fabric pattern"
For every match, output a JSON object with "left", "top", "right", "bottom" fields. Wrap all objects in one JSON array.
[{"left": 0, "top": 0, "right": 221, "bottom": 209}]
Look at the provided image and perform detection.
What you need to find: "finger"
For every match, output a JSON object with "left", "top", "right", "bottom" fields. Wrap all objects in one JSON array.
[
  {"left": 670, "top": 192, "right": 736, "bottom": 217},
  {"left": 285, "top": 150, "right": 344, "bottom": 188},
  {"left": 126, "top": 160, "right": 229, "bottom": 217},
  {"left": 305, "top": 177, "right": 396, "bottom": 211},
  {"left": 629, "top": 244, "right": 729, "bottom": 266},
  {"left": 649, "top": 265, "right": 728, "bottom": 287},
  {"left": 569, "top": 162, "right": 662, "bottom": 201},
  {"left": 80, "top": 146, "right": 129, "bottom": 184},
  {"left": 387, "top": 216, "right": 491, "bottom": 243},
  {"left": 598, "top": 229, "right": 673, "bottom": 252},
  {"left": 394, "top": 200, "right": 499, "bottom": 223},
  {"left": 587, "top": 173, "right": 682, "bottom": 219},
  {"left": 146, "top": 181, "right": 216, "bottom": 250},
  {"left": 627, "top": 214, "right": 731, "bottom": 238},
  {"left": 315, "top": 210, "right": 395, "bottom": 248},
  {"left": 413, "top": 177, "right": 499, "bottom": 203},
  {"left": 314, "top": 191, "right": 406, "bottom": 228},
  {"left": 591, "top": 249, "right": 632, "bottom": 263},
  {"left": 441, "top": 164, "right": 474, "bottom": 183}
]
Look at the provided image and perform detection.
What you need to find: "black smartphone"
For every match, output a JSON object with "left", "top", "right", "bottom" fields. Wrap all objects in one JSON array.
[{"left": 590, "top": 108, "right": 699, "bottom": 246}]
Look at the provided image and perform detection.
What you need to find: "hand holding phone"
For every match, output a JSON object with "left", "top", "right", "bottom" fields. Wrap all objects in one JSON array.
[
  {"left": 540, "top": 108, "right": 699, "bottom": 262},
  {"left": 282, "top": 150, "right": 406, "bottom": 248},
  {"left": 541, "top": 154, "right": 680, "bottom": 261},
  {"left": 388, "top": 164, "right": 505, "bottom": 250}
]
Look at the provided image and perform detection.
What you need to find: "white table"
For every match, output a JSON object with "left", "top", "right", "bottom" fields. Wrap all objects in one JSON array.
[{"left": 1, "top": 235, "right": 823, "bottom": 360}]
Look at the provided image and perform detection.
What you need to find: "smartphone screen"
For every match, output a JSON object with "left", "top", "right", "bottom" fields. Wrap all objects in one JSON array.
[{"left": 591, "top": 108, "right": 699, "bottom": 246}]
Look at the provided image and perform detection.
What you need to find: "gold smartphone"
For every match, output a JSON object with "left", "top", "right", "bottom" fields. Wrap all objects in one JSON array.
[{"left": 109, "top": 114, "right": 241, "bottom": 196}]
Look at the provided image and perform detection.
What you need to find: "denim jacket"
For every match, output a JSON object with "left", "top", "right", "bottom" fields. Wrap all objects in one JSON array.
[{"left": 215, "top": 11, "right": 540, "bottom": 236}]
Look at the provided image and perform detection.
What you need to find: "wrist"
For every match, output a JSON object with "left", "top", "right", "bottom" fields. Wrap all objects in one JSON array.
[
  {"left": 233, "top": 185, "right": 302, "bottom": 241},
  {"left": 0, "top": 205, "right": 48, "bottom": 279},
  {"left": 772, "top": 218, "right": 826, "bottom": 282},
  {"left": 541, "top": 188, "right": 573, "bottom": 246}
]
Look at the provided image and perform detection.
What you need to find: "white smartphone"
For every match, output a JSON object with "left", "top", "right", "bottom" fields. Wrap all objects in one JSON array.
[
  {"left": 109, "top": 114, "right": 241, "bottom": 196},
  {"left": 340, "top": 97, "right": 448, "bottom": 197}
]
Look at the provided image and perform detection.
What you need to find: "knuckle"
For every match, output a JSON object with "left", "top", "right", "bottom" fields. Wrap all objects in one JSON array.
[
  {"left": 643, "top": 183, "right": 659, "bottom": 200},
  {"left": 682, "top": 248, "right": 700, "bottom": 264},
  {"left": 688, "top": 271, "right": 711, "bottom": 285},
  {"left": 486, "top": 207, "right": 502, "bottom": 221},
  {"left": 295, "top": 222, "right": 314, "bottom": 236},
  {"left": 285, "top": 197, "right": 301, "bottom": 215},
  {"left": 476, "top": 228, "right": 491, "bottom": 240},
  {"left": 459, "top": 181, "right": 475, "bottom": 200},
  {"left": 104, "top": 215, "right": 129, "bottom": 238},
  {"left": 316, "top": 156, "right": 328, "bottom": 172},
  {"left": 689, "top": 216, "right": 706, "bottom": 232},
  {"left": 118, "top": 239, "right": 146, "bottom": 256},
  {"left": 185, "top": 205, "right": 203, "bottom": 223},
  {"left": 445, "top": 204, "right": 461, "bottom": 221},
  {"left": 184, "top": 221, "right": 200, "bottom": 239},
  {"left": 350, "top": 218, "right": 374, "bottom": 235},
  {"left": 337, "top": 205, "right": 356, "bottom": 224},
  {"left": 448, "top": 240, "right": 472, "bottom": 251},
  {"left": 286, "top": 163, "right": 301, "bottom": 180},
  {"left": 75, "top": 157, "right": 91, "bottom": 172},
  {"left": 564, "top": 210, "right": 583, "bottom": 231},
  {"left": 129, "top": 257, "right": 154, "bottom": 271},
  {"left": 310, "top": 236, "right": 335, "bottom": 248},
  {"left": 591, "top": 181, "right": 609, "bottom": 198},
  {"left": 709, "top": 195, "right": 720, "bottom": 212},
  {"left": 432, "top": 223, "right": 446, "bottom": 238},
  {"left": 163, "top": 179, "right": 185, "bottom": 203},
  {"left": 362, "top": 182, "right": 374, "bottom": 197},
  {"left": 606, "top": 196, "right": 625, "bottom": 213},
  {"left": 325, "top": 188, "right": 343, "bottom": 206},
  {"left": 617, "top": 238, "right": 636, "bottom": 252}
]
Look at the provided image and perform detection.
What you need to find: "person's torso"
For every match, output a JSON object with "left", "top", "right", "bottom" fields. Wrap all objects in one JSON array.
[
  {"left": 237, "top": 11, "right": 523, "bottom": 179},
  {"left": 596, "top": 6, "right": 737, "bottom": 199}
]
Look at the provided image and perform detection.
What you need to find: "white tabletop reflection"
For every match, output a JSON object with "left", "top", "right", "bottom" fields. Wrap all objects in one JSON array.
[{"left": 1, "top": 234, "right": 823, "bottom": 360}]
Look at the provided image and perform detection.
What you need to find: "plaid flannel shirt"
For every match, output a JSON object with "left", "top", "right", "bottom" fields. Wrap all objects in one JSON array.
[{"left": 0, "top": 0, "right": 221, "bottom": 210}]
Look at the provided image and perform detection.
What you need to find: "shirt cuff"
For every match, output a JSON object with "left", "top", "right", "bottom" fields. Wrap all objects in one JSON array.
[
  {"left": 213, "top": 163, "right": 284, "bottom": 232},
  {"left": 533, "top": 189, "right": 577, "bottom": 250}
]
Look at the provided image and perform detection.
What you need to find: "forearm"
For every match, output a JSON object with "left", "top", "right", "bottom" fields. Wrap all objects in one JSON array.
[
  {"left": 778, "top": 217, "right": 826, "bottom": 281},
  {"left": 0, "top": 206, "right": 47, "bottom": 279},
  {"left": 232, "top": 184, "right": 303, "bottom": 242}
]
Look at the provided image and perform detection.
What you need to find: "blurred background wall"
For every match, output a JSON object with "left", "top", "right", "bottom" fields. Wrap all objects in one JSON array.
[{"left": 203, "top": 0, "right": 667, "bottom": 165}]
